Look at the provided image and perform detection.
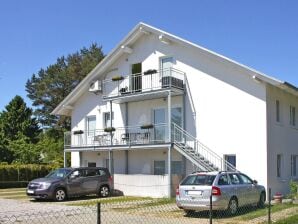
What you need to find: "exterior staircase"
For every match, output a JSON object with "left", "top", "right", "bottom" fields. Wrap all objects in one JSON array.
[{"left": 172, "top": 123, "right": 236, "bottom": 172}]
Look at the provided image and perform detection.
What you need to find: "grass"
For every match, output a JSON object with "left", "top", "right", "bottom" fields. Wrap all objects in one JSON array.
[
  {"left": 0, "top": 188, "right": 27, "bottom": 199},
  {"left": 67, "top": 196, "right": 152, "bottom": 206},
  {"left": 111, "top": 198, "right": 175, "bottom": 211},
  {"left": 272, "top": 213, "right": 298, "bottom": 224},
  {"left": 239, "top": 203, "right": 298, "bottom": 221}
]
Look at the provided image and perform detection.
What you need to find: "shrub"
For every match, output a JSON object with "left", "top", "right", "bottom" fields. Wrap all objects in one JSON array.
[
  {"left": 0, "top": 164, "right": 60, "bottom": 188},
  {"left": 290, "top": 180, "right": 298, "bottom": 199}
]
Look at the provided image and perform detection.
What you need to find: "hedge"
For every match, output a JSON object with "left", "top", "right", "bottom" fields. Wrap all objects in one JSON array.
[{"left": 0, "top": 164, "right": 60, "bottom": 188}]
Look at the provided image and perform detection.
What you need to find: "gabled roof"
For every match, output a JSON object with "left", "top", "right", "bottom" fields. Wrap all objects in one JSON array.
[{"left": 52, "top": 22, "right": 298, "bottom": 116}]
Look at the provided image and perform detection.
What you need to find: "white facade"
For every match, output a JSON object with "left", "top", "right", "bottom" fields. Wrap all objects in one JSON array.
[{"left": 53, "top": 23, "right": 298, "bottom": 197}]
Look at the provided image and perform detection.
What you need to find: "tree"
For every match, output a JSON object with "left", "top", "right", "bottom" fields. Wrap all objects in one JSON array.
[
  {"left": 0, "top": 95, "right": 40, "bottom": 142},
  {"left": 0, "top": 95, "right": 41, "bottom": 163},
  {"left": 26, "top": 43, "right": 105, "bottom": 129}
]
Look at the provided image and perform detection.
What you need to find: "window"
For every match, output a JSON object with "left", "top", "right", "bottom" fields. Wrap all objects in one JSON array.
[
  {"left": 277, "top": 154, "right": 283, "bottom": 178},
  {"left": 181, "top": 175, "right": 216, "bottom": 186},
  {"left": 85, "top": 169, "right": 98, "bottom": 177},
  {"left": 87, "top": 116, "right": 96, "bottom": 136},
  {"left": 103, "top": 112, "right": 114, "bottom": 128},
  {"left": 276, "top": 100, "right": 280, "bottom": 122},
  {"left": 228, "top": 174, "right": 241, "bottom": 185},
  {"left": 88, "top": 162, "right": 96, "bottom": 167},
  {"left": 224, "top": 155, "right": 236, "bottom": 171},
  {"left": 171, "top": 161, "right": 182, "bottom": 175},
  {"left": 154, "top": 161, "right": 165, "bottom": 175},
  {"left": 238, "top": 173, "right": 253, "bottom": 184},
  {"left": 290, "top": 106, "right": 296, "bottom": 126},
  {"left": 291, "top": 155, "right": 298, "bottom": 177},
  {"left": 218, "top": 174, "right": 230, "bottom": 185}
]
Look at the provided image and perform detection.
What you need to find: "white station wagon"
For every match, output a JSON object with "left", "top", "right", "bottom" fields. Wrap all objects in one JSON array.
[{"left": 176, "top": 171, "right": 266, "bottom": 215}]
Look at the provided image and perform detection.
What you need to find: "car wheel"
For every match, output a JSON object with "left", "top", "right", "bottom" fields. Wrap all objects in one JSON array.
[
  {"left": 99, "top": 185, "right": 110, "bottom": 197},
  {"left": 228, "top": 198, "right": 238, "bottom": 215},
  {"left": 54, "top": 188, "right": 66, "bottom": 201},
  {"left": 258, "top": 192, "right": 266, "bottom": 208}
]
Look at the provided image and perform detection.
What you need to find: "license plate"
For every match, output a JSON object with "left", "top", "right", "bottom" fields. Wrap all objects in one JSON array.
[
  {"left": 187, "top": 190, "right": 202, "bottom": 196},
  {"left": 27, "top": 190, "right": 34, "bottom": 194}
]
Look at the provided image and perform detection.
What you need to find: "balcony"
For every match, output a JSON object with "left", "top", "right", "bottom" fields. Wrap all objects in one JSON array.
[
  {"left": 64, "top": 124, "right": 170, "bottom": 150},
  {"left": 102, "top": 68, "right": 185, "bottom": 103}
]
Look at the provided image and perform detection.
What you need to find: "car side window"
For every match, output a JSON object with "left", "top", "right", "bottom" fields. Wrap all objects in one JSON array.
[
  {"left": 239, "top": 174, "right": 253, "bottom": 184},
  {"left": 98, "top": 169, "right": 106, "bottom": 176},
  {"left": 229, "top": 174, "right": 241, "bottom": 185},
  {"left": 218, "top": 174, "right": 230, "bottom": 185},
  {"left": 85, "top": 169, "right": 98, "bottom": 177},
  {"left": 70, "top": 170, "right": 83, "bottom": 178}
]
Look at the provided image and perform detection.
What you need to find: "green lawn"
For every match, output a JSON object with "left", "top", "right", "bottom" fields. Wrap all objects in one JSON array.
[
  {"left": 239, "top": 203, "right": 298, "bottom": 221},
  {"left": 272, "top": 214, "right": 298, "bottom": 224},
  {"left": 0, "top": 188, "right": 27, "bottom": 199}
]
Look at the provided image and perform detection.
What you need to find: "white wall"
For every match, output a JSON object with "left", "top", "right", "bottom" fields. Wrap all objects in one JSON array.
[
  {"left": 114, "top": 174, "right": 169, "bottom": 198},
  {"left": 267, "top": 84, "right": 298, "bottom": 195},
  {"left": 70, "top": 31, "right": 269, "bottom": 190}
]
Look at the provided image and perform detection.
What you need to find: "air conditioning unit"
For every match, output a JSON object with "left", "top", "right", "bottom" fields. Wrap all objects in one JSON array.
[{"left": 89, "top": 80, "right": 102, "bottom": 93}]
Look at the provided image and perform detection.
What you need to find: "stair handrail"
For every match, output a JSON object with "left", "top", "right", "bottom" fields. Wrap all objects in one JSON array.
[{"left": 172, "top": 123, "right": 237, "bottom": 171}]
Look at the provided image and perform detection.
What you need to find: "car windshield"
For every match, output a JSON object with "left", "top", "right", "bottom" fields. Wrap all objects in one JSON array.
[
  {"left": 46, "top": 169, "right": 72, "bottom": 178},
  {"left": 181, "top": 174, "right": 216, "bottom": 186}
]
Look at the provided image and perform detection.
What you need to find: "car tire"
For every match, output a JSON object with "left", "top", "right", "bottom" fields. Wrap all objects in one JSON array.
[
  {"left": 258, "top": 192, "right": 266, "bottom": 208},
  {"left": 99, "top": 185, "right": 110, "bottom": 197},
  {"left": 184, "top": 210, "right": 194, "bottom": 217},
  {"left": 227, "top": 197, "right": 238, "bottom": 215},
  {"left": 54, "top": 188, "right": 67, "bottom": 202}
]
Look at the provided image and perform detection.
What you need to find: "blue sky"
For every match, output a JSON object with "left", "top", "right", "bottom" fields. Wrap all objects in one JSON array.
[{"left": 0, "top": 0, "right": 298, "bottom": 111}]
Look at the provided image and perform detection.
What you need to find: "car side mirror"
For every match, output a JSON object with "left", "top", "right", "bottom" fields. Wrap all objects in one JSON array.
[{"left": 253, "top": 180, "right": 258, "bottom": 185}]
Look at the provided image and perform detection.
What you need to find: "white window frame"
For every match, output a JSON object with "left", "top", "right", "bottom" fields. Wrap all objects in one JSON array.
[
  {"left": 103, "top": 112, "right": 114, "bottom": 128},
  {"left": 153, "top": 160, "right": 166, "bottom": 175},
  {"left": 224, "top": 154, "right": 236, "bottom": 171},
  {"left": 276, "top": 100, "right": 280, "bottom": 123},
  {"left": 277, "top": 154, "right": 283, "bottom": 178},
  {"left": 86, "top": 115, "right": 96, "bottom": 136}
]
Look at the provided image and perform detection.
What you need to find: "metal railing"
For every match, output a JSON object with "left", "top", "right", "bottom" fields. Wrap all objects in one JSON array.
[
  {"left": 102, "top": 68, "right": 185, "bottom": 98},
  {"left": 172, "top": 123, "right": 237, "bottom": 171},
  {"left": 64, "top": 123, "right": 169, "bottom": 148}
]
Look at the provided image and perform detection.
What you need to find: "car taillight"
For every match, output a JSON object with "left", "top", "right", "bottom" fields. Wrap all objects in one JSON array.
[
  {"left": 109, "top": 176, "right": 113, "bottom": 183},
  {"left": 212, "top": 186, "right": 221, "bottom": 196},
  {"left": 176, "top": 187, "right": 180, "bottom": 196}
]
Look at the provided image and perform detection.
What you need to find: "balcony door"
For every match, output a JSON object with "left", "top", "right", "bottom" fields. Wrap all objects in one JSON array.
[
  {"left": 153, "top": 108, "right": 166, "bottom": 143},
  {"left": 131, "top": 63, "right": 142, "bottom": 92},
  {"left": 160, "top": 57, "right": 173, "bottom": 77}
]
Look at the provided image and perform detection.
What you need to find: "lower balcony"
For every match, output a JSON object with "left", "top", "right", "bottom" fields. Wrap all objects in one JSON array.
[{"left": 65, "top": 124, "right": 170, "bottom": 150}]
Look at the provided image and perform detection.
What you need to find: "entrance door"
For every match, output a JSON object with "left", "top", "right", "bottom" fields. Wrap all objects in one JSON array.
[
  {"left": 153, "top": 108, "right": 166, "bottom": 143},
  {"left": 131, "top": 63, "right": 142, "bottom": 92}
]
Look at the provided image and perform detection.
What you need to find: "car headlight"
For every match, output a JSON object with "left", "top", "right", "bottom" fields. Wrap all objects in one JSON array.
[{"left": 39, "top": 182, "right": 52, "bottom": 190}]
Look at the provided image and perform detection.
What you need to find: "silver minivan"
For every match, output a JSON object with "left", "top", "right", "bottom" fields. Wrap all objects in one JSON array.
[
  {"left": 176, "top": 171, "right": 266, "bottom": 215},
  {"left": 27, "top": 167, "right": 113, "bottom": 201}
]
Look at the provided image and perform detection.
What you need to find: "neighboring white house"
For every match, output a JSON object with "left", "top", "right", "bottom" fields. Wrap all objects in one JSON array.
[{"left": 52, "top": 22, "right": 298, "bottom": 198}]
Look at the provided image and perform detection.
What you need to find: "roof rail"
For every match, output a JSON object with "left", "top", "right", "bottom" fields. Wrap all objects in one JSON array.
[{"left": 191, "top": 170, "right": 209, "bottom": 174}]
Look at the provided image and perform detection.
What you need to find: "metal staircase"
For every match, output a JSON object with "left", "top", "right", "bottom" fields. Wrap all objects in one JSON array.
[{"left": 172, "top": 123, "right": 236, "bottom": 172}]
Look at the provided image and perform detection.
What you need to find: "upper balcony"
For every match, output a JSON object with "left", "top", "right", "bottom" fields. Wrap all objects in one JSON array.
[{"left": 102, "top": 68, "right": 185, "bottom": 103}]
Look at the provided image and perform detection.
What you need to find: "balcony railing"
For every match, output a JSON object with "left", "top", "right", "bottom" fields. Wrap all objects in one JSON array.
[
  {"left": 65, "top": 124, "right": 169, "bottom": 148},
  {"left": 102, "top": 68, "right": 185, "bottom": 99}
]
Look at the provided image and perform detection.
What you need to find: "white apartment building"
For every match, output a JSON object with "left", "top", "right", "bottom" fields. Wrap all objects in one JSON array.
[{"left": 52, "top": 23, "right": 298, "bottom": 198}]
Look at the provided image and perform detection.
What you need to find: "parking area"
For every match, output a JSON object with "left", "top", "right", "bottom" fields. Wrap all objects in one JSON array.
[{"left": 0, "top": 188, "right": 297, "bottom": 224}]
